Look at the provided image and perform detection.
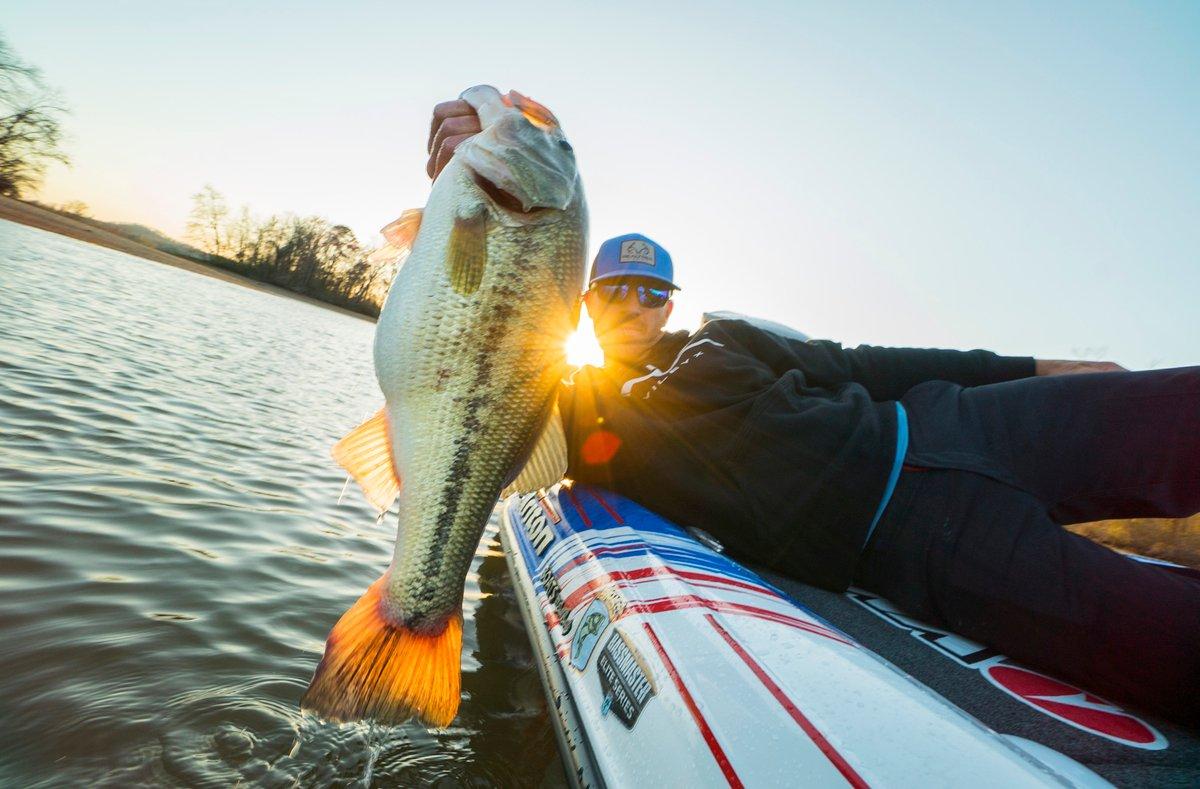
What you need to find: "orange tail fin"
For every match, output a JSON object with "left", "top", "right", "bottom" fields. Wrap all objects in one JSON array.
[{"left": 302, "top": 576, "right": 463, "bottom": 727}]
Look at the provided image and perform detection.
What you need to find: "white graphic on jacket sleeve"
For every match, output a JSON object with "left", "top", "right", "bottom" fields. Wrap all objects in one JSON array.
[{"left": 620, "top": 337, "right": 725, "bottom": 398}]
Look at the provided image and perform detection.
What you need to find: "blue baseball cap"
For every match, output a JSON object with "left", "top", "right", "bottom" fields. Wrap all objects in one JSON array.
[{"left": 588, "top": 233, "right": 680, "bottom": 290}]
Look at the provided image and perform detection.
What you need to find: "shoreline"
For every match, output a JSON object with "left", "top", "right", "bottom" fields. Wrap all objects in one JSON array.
[{"left": 0, "top": 195, "right": 372, "bottom": 322}]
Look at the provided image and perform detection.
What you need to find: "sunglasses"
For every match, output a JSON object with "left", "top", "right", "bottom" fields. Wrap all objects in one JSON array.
[{"left": 591, "top": 282, "right": 672, "bottom": 309}]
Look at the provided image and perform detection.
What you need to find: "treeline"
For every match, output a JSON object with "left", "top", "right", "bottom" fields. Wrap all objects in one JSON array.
[
  {"left": 0, "top": 31, "right": 397, "bottom": 317},
  {"left": 184, "top": 185, "right": 396, "bottom": 316}
]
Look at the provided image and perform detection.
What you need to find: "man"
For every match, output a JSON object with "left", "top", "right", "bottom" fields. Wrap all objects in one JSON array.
[{"left": 427, "top": 97, "right": 1200, "bottom": 724}]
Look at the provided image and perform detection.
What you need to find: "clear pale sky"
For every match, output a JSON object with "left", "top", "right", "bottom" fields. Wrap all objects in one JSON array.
[{"left": 6, "top": 1, "right": 1198, "bottom": 368}]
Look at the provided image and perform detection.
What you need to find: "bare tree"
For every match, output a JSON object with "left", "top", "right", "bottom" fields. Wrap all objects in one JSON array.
[
  {"left": 226, "top": 205, "right": 258, "bottom": 264},
  {"left": 0, "top": 34, "right": 69, "bottom": 197},
  {"left": 253, "top": 214, "right": 287, "bottom": 275},
  {"left": 58, "top": 200, "right": 89, "bottom": 216},
  {"left": 186, "top": 184, "right": 228, "bottom": 256}
]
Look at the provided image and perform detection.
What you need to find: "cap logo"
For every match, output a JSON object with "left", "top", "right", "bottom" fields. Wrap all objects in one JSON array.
[{"left": 619, "top": 240, "right": 655, "bottom": 266}]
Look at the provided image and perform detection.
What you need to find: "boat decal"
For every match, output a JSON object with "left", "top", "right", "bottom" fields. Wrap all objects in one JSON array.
[
  {"left": 984, "top": 665, "right": 1167, "bottom": 750},
  {"left": 849, "top": 588, "right": 1168, "bottom": 750},
  {"left": 596, "top": 628, "right": 657, "bottom": 729},
  {"left": 540, "top": 564, "right": 576, "bottom": 636},
  {"left": 569, "top": 598, "right": 612, "bottom": 671},
  {"left": 642, "top": 621, "right": 744, "bottom": 788},
  {"left": 518, "top": 493, "right": 557, "bottom": 557},
  {"left": 847, "top": 590, "right": 1004, "bottom": 668},
  {"left": 706, "top": 614, "right": 870, "bottom": 788}
]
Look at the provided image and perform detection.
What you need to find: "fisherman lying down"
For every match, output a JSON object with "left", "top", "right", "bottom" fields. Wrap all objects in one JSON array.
[{"left": 426, "top": 94, "right": 1200, "bottom": 725}]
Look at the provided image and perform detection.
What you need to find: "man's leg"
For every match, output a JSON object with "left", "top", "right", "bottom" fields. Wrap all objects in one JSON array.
[
  {"left": 903, "top": 367, "right": 1200, "bottom": 523},
  {"left": 855, "top": 468, "right": 1200, "bottom": 725}
]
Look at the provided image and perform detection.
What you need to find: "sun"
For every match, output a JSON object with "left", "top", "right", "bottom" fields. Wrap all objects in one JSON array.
[{"left": 565, "top": 313, "right": 604, "bottom": 368}]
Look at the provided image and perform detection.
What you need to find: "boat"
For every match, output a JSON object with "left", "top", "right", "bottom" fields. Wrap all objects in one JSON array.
[{"left": 499, "top": 483, "right": 1200, "bottom": 787}]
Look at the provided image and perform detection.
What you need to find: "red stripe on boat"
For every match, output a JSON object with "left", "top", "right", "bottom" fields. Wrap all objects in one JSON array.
[
  {"left": 586, "top": 488, "right": 625, "bottom": 524},
  {"left": 554, "top": 539, "right": 727, "bottom": 575},
  {"left": 707, "top": 614, "right": 870, "bottom": 788},
  {"left": 628, "top": 595, "right": 854, "bottom": 647},
  {"left": 643, "top": 622, "right": 744, "bottom": 789},
  {"left": 560, "top": 566, "right": 779, "bottom": 610},
  {"left": 563, "top": 486, "right": 592, "bottom": 528}
]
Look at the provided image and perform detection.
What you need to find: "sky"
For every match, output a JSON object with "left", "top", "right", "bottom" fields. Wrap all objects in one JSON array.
[{"left": 5, "top": 1, "right": 1199, "bottom": 369}]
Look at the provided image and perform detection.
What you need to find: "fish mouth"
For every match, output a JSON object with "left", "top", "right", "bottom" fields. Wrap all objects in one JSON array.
[{"left": 472, "top": 172, "right": 551, "bottom": 219}]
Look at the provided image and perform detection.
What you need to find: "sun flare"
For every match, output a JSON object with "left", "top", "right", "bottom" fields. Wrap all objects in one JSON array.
[{"left": 565, "top": 314, "right": 604, "bottom": 368}]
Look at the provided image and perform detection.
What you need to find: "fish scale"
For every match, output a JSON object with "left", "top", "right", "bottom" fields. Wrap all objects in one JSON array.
[{"left": 303, "top": 85, "right": 587, "bottom": 727}]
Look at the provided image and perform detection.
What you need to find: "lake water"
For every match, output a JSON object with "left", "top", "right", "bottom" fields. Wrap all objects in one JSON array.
[{"left": 0, "top": 220, "right": 564, "bottom": 787}]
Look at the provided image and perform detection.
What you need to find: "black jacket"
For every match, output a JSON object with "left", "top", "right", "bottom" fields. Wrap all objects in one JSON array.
[{"left": 559, "top": 316, "right": 1034, "bottom": 591}]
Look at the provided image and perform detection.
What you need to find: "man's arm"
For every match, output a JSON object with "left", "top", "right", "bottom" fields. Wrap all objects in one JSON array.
[{"left": 715, "top": 319, "right": 1123, "bottom": 400}]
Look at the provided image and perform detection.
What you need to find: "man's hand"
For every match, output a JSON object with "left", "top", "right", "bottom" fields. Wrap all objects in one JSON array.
[
  {"left": 427, "top": 99, "right": 481, "bottom": 180},
  {"left": 1035, "top": 359, "right": 1128, "bottom": 376}
]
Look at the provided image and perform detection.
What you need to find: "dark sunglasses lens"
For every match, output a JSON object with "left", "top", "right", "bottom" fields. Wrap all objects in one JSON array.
[
  {"left": 638, "top": 286, "right": 670, "bottom": 308},
  {"left": 596, "top": 283, "right": 629, "bottom": 302}
]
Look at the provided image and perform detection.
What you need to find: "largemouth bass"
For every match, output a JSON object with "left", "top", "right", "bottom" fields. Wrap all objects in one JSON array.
[{"left": 302, "top": 85, "right": 586, "bottom": 727}]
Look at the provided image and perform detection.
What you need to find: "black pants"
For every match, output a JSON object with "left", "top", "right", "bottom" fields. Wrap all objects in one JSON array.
[{"left": 855, "top": 368, "right": 1200, "bottom": 724}]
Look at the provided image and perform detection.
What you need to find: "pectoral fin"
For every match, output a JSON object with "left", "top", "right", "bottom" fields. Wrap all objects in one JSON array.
[
  {"left": 331, "top": 407, "right": 401, "bottom": 512},
  {"left": 501, "top": 403, "right": 568, "bottom": 498},
  {"left": 446, "top": 210, "right": 487, "bottom": 295}
]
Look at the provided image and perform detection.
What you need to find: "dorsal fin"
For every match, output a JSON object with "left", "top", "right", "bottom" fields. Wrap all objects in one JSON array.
[
  {"left": 331, "top": 407, "right": 401, "bottom": 512},
  {"left": 380, "top": 209, "right": 423, "bottom": 254}
]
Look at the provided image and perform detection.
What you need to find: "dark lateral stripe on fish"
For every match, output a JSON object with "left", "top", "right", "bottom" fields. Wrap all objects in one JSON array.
[{"left": 419, "top": 297, "right": 513, "bottom": 613}]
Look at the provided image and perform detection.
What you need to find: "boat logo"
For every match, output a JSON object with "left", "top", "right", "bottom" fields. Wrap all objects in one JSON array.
[
  {"left": 848, "top": 590, "right": 1002, "bottom": 668},
  {"left": 848, "top": 589, "right": 1167, "bottom": 750},
  {"left": 597, "top": 629, "right": 656, "bottom": 728},
  {"left": 520, "top": 493, "right": 556, "bottom": 556},
  {"left": 985, "top": 665, "right": 1167, "bottom": 750},
  {"left": 569, "top": 599, "right": 611, "bottom": 671}
]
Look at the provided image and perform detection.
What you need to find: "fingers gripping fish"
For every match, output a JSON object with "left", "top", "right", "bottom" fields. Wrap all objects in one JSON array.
[{"left": 302, "top": 86, "right": 586, "bottom": 727}]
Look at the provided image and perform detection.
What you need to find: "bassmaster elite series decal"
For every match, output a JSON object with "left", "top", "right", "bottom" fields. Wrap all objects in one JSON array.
[
  {"left": 848, "top": 589, "right": 1168, "bottom": 750},
  {"left": 596, "top": 630, "right": 656, "bottom": 728}
]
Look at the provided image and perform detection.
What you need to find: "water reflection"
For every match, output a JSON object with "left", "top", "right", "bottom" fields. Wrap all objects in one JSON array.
[{"left": 0, "top": 220, "right": 564, "bottom": 786}]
